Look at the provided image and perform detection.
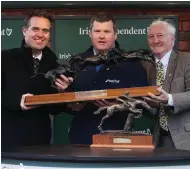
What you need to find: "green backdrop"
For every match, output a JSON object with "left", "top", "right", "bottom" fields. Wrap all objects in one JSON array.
[
  {"left": 1, "top": 17, "right": 24, "bottom": 50},
  {"left": 1, "top": 15, "right": 178, "bottom": 145}
]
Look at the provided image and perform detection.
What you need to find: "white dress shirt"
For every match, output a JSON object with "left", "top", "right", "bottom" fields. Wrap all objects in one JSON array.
[
  {"left": 155, "top": 50, "right": 173, "bottom": 106},
  {"left": 33, "top": 52, "right": 42, "bottom": 60}
]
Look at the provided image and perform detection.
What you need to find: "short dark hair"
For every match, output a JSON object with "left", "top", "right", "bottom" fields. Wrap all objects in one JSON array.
[
  {"left": 90, "top": 12, "right": 117, "bottom": 32},
  {"left": 24, "top": 10, "right": 53, "bottom": 28}
]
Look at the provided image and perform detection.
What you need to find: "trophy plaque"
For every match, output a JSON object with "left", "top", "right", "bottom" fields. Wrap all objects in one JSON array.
[{"left": 25, "top": 86, "right": 159, "bottom": 106}]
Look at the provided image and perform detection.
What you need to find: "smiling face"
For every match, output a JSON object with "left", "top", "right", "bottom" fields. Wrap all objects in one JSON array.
[
  {"left": 148, "top": 23, "right": 175, "bottom": 59},
  {"left": 89, "top": 20, "right": 117, "bottom": 53},
  {"left": 22, "top": 16, "right": 51, "bottom": 52}
]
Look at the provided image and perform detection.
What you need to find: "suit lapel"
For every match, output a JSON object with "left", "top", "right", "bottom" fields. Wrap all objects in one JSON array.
[
  {"left": 83, "top": 47, "right": 97, "bottom": 72},
  {"left": 21, "top": 47, "right": 34, "bottom": 76},
  {"left": 163, "top": 50, "right": 178, "bottom": 92}
]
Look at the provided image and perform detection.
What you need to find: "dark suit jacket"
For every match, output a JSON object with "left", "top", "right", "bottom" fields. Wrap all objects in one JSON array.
[
  {"left": 1, "top": 40, "right": 61, "bottom": 152},
  {"left": 68, "top": 45, "right": 156, "bottom": 145},
  {"left": 163, "top": 50, "right": 190, "bottom": 150}
]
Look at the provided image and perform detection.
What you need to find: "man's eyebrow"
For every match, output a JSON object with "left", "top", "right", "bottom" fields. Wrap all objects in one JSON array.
[
  {"left": 31, "top": 26, "right": 40, "bottom": 30},
  {"left": 42, "top": 28, "right": 50, "bottom": 31},
  {"left": 31, "top": 27, "right": 50, "bottom": 31}
]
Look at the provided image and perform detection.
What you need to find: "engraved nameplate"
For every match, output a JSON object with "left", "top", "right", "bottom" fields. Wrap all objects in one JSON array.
[
  {"left": 75, "top": 90, "right": 107, "bottom": 99},
  {"left": 113, "top": 138, "right": 132, "bottom": 144}
]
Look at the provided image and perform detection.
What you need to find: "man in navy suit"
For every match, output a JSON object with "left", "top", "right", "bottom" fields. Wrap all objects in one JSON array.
[{"left": 66, "top": 13, "right": 156, "bottom": 144}]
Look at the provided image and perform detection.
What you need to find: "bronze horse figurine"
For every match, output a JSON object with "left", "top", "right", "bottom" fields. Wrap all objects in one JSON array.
[
  {"left": 94, "top": 92, "right": 152, "bottom": 133},
  {"left": 32, "top": 48, "right": 154, "bottom": 90}
]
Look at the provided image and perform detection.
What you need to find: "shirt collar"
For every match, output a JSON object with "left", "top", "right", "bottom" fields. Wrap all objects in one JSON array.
[
  {"left": 93, "top": 48, "right": 99, "bottom": 55},
  {"left": 33, "top": 52, "right": 42, "bottom": 61},
  {"left": 155, "top": 50, "right": 172, "bottom": 67}
]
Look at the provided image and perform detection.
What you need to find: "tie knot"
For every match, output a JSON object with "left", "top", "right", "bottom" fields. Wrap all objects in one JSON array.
[
  {"left": 157, "top": 60, "right": 163, "bottom": 66},
  {"left": 156, "top": 61, "right": 163, "bottom": 69},
  {"left": 33, "top": 58, "right": 40, "bottom": 64}
]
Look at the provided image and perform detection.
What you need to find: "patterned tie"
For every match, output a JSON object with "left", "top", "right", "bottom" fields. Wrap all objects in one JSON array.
[
  {"left": 156, "top": 61, "right": 168, "bottom": 131},
  {"left": 33, "top": 58, "right": 40, "bottom": 74}
]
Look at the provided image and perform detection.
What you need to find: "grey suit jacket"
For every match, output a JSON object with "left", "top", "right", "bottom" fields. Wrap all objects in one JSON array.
[{"left": 163, "top": 50, "right": 190, "bottom": 150}]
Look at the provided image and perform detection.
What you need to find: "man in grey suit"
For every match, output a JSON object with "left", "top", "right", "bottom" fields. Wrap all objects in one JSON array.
[{"left": 145, "top": 19, "right": 190, "bottom": 150}]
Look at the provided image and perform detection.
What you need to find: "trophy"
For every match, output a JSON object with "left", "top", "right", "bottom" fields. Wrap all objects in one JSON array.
[
  {"left": 25, "top": 48, "right": 159, "bottom": 150},
  {"left": 90, "top": 92, "right": 158, "bottom": 150},
  {"left": 25, "top": 86, "right": 159, "bottom": 150}
]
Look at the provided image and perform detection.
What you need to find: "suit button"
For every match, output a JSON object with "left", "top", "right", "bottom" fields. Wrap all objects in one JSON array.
[{"left": 94, "top": 81, "right": 96, "bottom": 83}]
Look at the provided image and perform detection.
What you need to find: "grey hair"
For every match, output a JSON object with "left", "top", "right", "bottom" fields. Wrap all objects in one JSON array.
[{"left": 149, "top": 18, "right": 176, "bottom": 36}]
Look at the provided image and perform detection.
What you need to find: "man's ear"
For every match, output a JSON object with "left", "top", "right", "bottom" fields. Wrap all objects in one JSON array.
[
  {"left": 172, "top": 35, "right": 175, "bottom": 44},
  {"left": 170, "top": 35, "right": 175, "bottom": 47},
  {"left": 22, "top": 26, "right": 27, "bottom": 36},
  {"left": 114, "top": 31, "right": 117, "bottom": 40},
  {"left": 89, "top": 31, "right": 92, "bottom": 38}
]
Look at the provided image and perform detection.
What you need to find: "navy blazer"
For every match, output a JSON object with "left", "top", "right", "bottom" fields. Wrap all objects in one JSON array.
[{"left": 69, "top": 45, "right": 150, "bottom": 145}]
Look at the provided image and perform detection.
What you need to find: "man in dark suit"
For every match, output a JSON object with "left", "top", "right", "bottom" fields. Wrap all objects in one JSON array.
[
  {"left": 1, "top": 10, "right": 73, "bottom": 152},
  {"left": 145, "top": 19, "right": 190, "bottom": 150},
  {"left": 66, "top": 13, "right": 156, "bottom": 145}
]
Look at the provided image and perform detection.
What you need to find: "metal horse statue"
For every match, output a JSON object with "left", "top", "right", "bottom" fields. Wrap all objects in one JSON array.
[
  {"left": 35, "top": 48, "right": 154, "bottom": 89},
  {"left": 94, "top": 92, "right": 152, "bottom": 134}
]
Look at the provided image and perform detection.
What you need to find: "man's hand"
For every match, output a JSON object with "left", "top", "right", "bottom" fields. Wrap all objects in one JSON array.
[
  {"left": 55, "top": 74, "right": 73, "bottom": 91},
  {"left": 20, "top": 93, "right": 39, "bottom": 111},
  {"left": 144, "top": 87, "right": 169, "bottom": 105},
  {"left": 92, "top": 99, "right": 118, "bottom": 108}
]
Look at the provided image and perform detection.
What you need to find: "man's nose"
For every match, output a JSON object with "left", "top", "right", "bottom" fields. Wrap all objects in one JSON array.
[
  {"left": 153, "top": 36, "right": 159, "bottom": 43},
  {"left": 36, "top": 30, "right": 43, "bottom": 37},
  {"left": 99, "top": 32, "right": 105, "bottom": 38}
]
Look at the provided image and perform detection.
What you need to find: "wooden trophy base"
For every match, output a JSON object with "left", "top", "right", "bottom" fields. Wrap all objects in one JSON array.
[
  {"left": 25, "top": 86, "right": 159, "bottom": 106},
  {"left": 90, "top": 132, "right": 155, "bottom": 150}
]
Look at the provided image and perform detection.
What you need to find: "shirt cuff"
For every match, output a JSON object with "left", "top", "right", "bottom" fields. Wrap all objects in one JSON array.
[{"left": 167, "top": 94, "right": 174, "bottom": 106}]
